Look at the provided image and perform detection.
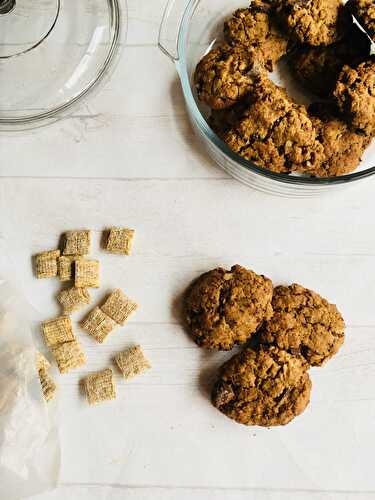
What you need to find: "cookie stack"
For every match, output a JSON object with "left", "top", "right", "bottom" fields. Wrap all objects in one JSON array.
[
  {"left": 183, "top": 265, "right": 345, "bottom": 426},
  {"left": 194, "top": 0, "right": 375, "bottom": 178}
]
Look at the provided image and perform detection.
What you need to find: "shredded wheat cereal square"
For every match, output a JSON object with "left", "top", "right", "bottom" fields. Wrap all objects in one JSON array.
[
  {"left": 63, "top": 230, "right": 91, "bottom": 256},
  {"left": 75, "top": 259, "right": 100, "bottom": 288},
  {"left": 115, "top": 345, "right": 151, "bottom": 380},
  {"left": 41, "top": 316, "right": 75, "bottom": 348},
  {"left": 58, "top": 256, "right": 76, "bottom": 281},
  {"left": 34, "top": 250, "right": 60, "bottom": 279},
  {"left": 52, "top": 340, "right": 86, "bottom": 374},
  {"left": 101, "top": 289, "right": 138, "bottom": 325},
  {"left": 83, "top": 368, "right": 116, "bottom": 405},
  {"left": 81, "top": 306, "right": 117, "bottom": 343},
  {"left": 39, "top": 368, "right": 57, "bottom": 402},
  {"left": 106, "top": 227, "right": 135, "bottom": 255},
  {"left": 36, "top": 352, "right": 51, "bottom": 372},
  {"left": 57, "top": 287, "right": 91, "bottom": 314}
]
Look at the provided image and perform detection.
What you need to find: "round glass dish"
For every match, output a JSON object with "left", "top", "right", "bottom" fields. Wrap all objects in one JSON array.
[
  {"left": 0, "top": 0, "right": 125, "bottom": 130},
  {"left": 159, "top": 0, "right": 375, "bottom": 197}
]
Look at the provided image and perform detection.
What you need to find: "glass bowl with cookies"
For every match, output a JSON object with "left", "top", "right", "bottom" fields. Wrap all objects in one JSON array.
[{"left": 159, "top": 0, "right": 375, "bottom": 196}]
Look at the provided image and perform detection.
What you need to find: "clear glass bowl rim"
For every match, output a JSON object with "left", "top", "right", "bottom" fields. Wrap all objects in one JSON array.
[{"left": 175, "top": 0, "right": 375, "bottom": 187}]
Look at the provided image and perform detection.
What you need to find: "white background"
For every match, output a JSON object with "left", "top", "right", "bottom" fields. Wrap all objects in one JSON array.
[{"left": 1, "top": 1, "right": 375, "bottom": 499}]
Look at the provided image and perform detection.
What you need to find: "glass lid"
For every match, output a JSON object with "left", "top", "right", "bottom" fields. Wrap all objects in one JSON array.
[{"left": 0, "top": 0, "right": 123, "bottom": 129}]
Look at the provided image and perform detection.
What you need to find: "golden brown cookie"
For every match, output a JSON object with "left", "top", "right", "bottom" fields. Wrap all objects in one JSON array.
[
  {"left": 288, "top": 24, "right": 371, "bottom": 97},
  {"left": 309, "top": 102, "right": 371, "bottom": 177},
  {"left": 194, "top": 44, "right": 264, "bottom": 109},
  {"left": 260, "top": 284, "right": 345, "bottom": 366},
  {"left": 224, "top": 0, "right": 289, "bottom": 70},
  {"left": 333, "top": 59, "right": 375, "bottom": 136},
  {"left": 222, "top": 75, "right": 324, "bottom": 173},
  {"left": 276, "top": 0, "right": 350, "bottom": 46},
  {"left": 184, "top": 265, "right": 273, "bottom": 351},
  {"left": 212, "top": 346, "right": 311, "bottom": 426},
  {"left": 347, "top": 0, "right": 375, "bottom": 39}
]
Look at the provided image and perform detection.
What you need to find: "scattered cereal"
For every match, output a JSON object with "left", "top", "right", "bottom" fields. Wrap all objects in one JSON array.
[
  {"left": 105, "top": 227, "right": 135, "bottom": 255},
  {"left": 82, "top": 368, "right": 116, "bottom": 405},
  {"left": 52, "top": 340, "right": 86, "bottom": 374},
  {"left": 39, "top": 369, "right": 57, "bottom": 402},
  {"left": 58, "top": 256, "right": 77, "bottom": 282},
  {"left": 41, "top": 316, "right": 75, "bottom": 348},
  {"left": 81, "top": 306, "right": 117, "bottom": 343},
  {"left": 36, "top": 352, "right": 51, "bottom": 372},
  {"left": 101, "top": 289, "right": 138, "bottom": 326},
  {"left": 57, "top": 287, "right": 91, "bottom": 314},
  {"left": 63, "top": 230, "right": 91, "bottom": 256},
  {"left": 75, "top": 259, "right": 100, "bottom": 288},
  {"left": 34, "top": 250, "right": 60, "bottom": 279},
  {"left": 115, "top": 345, "right": 151, "bottom": 380}
]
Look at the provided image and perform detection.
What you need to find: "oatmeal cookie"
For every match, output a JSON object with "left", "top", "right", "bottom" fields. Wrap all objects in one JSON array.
[
  {"left": 288, "top": 24, "right": 371, "bottom": 97},
  {"left": 212, "top": 346, "right": 311, "bottom": 426},
  {"left": 224, "top": 0, "right": 289, "bottom": 70},
  {"left": 260, "top": 284, "right": 345, "bottom": 366},
  {"left": 309, "top": 102, "right": 371, "bottom": 176},
  {"left": 184, "top": 265, "right": 273, "bottom": 350},
  {"left": 347, "top": 0, "right": 375, "bottom": 40},
  {"left": 276, "top": 0, "right": 350, "bottom": 46},
  {"left": 194, "top": 44, "right": 264, "bottom": 110},
  {"left": 223, "top": 76, "right": 324, "bottom": 173},
  {"left": 333, "top": 59, "right": 375, "bottom": 136}
]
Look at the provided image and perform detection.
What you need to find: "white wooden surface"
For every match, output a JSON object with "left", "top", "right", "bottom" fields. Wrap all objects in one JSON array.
[{"left": 1, "top": 1, "right": 375, "bottom": 499}]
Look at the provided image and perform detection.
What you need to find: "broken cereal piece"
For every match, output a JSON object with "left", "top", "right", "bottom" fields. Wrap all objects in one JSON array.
[
  {"left": 41, "top": 316, "right": 75, "bottom": 348},
  {"left": 39, "top": 369, "right": 57, "bottom": 402},
  {"left": 83, "top": 368, "right": 116, "bottom": 405},
  {"left": 115, "top": 345, "right": 151, "bottom": 380},
  {"left": 63, "top": 230, "right": 91, "bottom": 256},
  {"left": 36, "top": 352, "right": 51, "bottom": 372},
  {"left": 75, "top": 259, "right": 100, "bottom": 288},
  {"left": 57, "top": 287, "right": 91, "bottom": 314},
  {"left": 81, "top": 306, "right": 117, "bottom": 343},
  {"left": 106, "top": 227, "right": 135, "bottom": 255},
  {"left": 58, "top": 256, "right": 76, "bottom": 282},
  {"left": 34, "top": 250, "right": 60, "bottom": 279},
  {"left": 52, "top": 340, "right": 86, "bottom": 374},
  {"left": 101, "top": 289, "right": 138, "bottom": 326}
]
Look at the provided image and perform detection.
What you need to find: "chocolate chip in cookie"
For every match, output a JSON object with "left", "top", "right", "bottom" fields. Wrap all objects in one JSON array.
[
  {"left": 276, "top": 0, "right": 351, "bottom": 46},
  {"left": 309, "top": 102, "right": 371, "bottom": 177},
  {"left": 333, "top": 59, "right": 375, "bottom": 136},
  {"left": 194, "top": 44, "right": 264, "bottom": 110},
  {"left": 260, "top": 284, "right": 345, "bottom": 366},
  {"left": 184, "top": 265, "right": 273, "bottom": 351},
  {"left": 212, "top": 346, "right": 312, "bottom": 426},
  {"left": 222, "top": 75, "right": 324, "bottom": 174},
  {"left": 224, "top": 0, "right": 289, "bottom": 70}
]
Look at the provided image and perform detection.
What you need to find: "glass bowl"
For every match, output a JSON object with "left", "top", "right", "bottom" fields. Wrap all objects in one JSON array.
[{"left": 159, "top": 0, "right": 375, "bottom": 197}]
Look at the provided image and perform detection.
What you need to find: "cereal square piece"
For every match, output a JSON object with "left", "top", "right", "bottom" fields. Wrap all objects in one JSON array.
[
  {"left": 81, "top": 306, "right": 117, "bottom": 343},
  {"left": 101, "top": 289, "right": 138, "bottom": 325},
  {"left": 114, "top": 345, "right": 151, "bottom": 380},
  {"left": 39, "top": 369, "right": 57, "bottom": 402},
  {"left": 106, "top": 227, "right": 135, "bottom": 255},
  {"left": 52, "top": 340, "right": 86, "bottom": 374},
  {"left": 63, "top": 230, "right": 91, "bottom": 256},
  {"left": 34, "top": 250, "right": 60, "bottom": 279},
  {"left": 58, "top": 256, "right": 76, "bottom": 282},
  {"left": 83, "top": 368, "right": 116, "bottom": 405},
  {"left": 41, "top": 316, "right": 75, "bottom": 348},
  {"left": 75, "top": 259, "right": 100, "bottom": 288},
  {"left": 36, "top": 352, "right": 51, "bottom": 372},
  {"left": 57, "top": 287, "right": 91, "bottom": 314}
]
